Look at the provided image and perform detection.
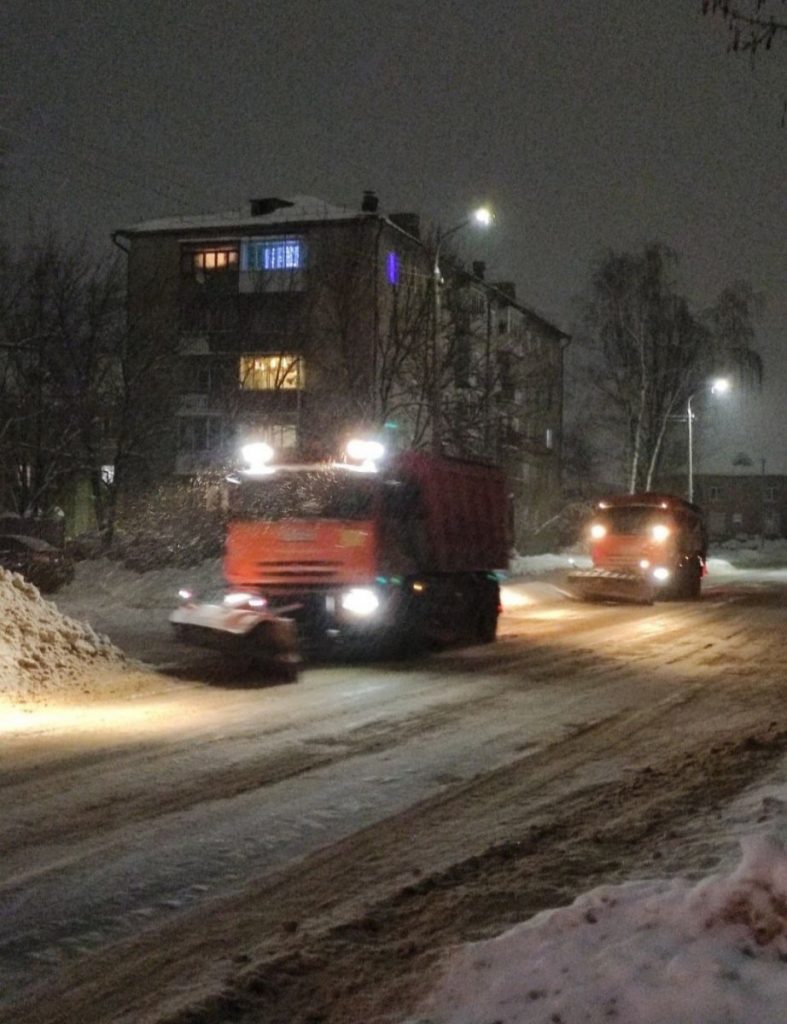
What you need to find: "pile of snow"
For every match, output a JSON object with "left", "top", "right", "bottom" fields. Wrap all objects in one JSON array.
[
  {"left": 420, "top": 834, "right": 787, "bottom": 1024},
  {"left": 0, "top": 567, "right": 125, "bottom": 703}
]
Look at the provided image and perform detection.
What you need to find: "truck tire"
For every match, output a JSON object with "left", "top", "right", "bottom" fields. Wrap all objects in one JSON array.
[
  {"left": 475, "top": 579, "right": 499, "bottom": 644},
  {"left": 685, "top": 558, "right": 702, "bottom": 600},
  {"left": 673, "top": 558, "right": 702, "bottom": 600}
]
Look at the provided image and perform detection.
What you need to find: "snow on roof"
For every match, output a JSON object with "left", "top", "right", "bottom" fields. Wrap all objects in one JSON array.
[{"left": 116, "top": 195, "right": 366, "bottom": 236}]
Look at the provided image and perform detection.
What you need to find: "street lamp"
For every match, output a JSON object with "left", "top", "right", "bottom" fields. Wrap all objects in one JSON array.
[
  {"left": 431, "top": 206, "right": 493, "bottom": 453},
  {"left": 687, "top": 377, "right": 730, "bottom": 502}
]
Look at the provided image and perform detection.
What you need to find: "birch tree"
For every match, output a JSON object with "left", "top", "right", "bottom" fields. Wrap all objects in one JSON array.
[{"left": 580, "top": 244, "right": 761, "bottom": 493}]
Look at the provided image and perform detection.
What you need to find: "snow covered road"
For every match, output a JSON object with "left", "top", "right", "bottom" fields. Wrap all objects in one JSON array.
[{"left": 1, "top": 568, "right": 786, "bottom": 1023}]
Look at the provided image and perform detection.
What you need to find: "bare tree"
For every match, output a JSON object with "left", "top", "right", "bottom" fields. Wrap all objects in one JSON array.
[
  {"left": 702, "top": 0, "right": 787, "bottom": 54},
  {"left": 0, "top": 233, "right": 112, "bottom": 515},
  {"left": 702, "top": 0, "right": 787, "bottom": 120},
  {"left": 0, "top": 233, "right": 182, "bottom": 540},
  {"left": 579, "top": 244, "right": 762, "bottom": 493}
]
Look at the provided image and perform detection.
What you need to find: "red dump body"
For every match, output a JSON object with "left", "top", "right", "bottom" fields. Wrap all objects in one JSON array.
[{"left": 392, "top": 452, "right": 509, "bottom": 573}]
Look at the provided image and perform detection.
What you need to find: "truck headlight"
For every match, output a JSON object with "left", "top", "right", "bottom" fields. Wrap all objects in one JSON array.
[
  {"left": 223, "top": 591, "right": 267, "bottom": 609},
  {"left": 652, "top": 567, "right": 671, "bottom": 582},
  {"left": 340, "top": 588, "right": 380, "bottom": 616}
]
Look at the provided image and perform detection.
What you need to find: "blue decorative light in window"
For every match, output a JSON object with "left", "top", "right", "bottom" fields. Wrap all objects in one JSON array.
[
  {"left": 387, "top": 251, "right": 400, "bottom": 286},
  {"left": 241, "top": 238, "right": 303, "bottom": 272}
]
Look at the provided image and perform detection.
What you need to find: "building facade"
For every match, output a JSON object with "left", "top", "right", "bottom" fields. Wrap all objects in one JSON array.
[
  {"left": 113, "top": 192, "right": 568, "bottom": 550},
  {"left": 693, "top": 472, "right": 786, "bottom": 540}
]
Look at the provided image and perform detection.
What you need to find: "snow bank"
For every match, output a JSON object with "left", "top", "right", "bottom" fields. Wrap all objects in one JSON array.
[
  {"left": 0, "top": 567, "right": 125, "bottom": 704},
  {"left": 420, "top": 834, "right": 787, "bottom": 1024},
  {"left": 57, "top": 556, "right": 222, "bottom": 611},
  {"left": 711, "top": 539, "right": 787, "bottom": 568},
  {"left": 508, "top": 551, "right": 591, "bottom": 576}
]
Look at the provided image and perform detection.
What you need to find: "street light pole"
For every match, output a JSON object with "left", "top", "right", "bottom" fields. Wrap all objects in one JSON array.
[
  {"left": 686, "top": 377, "right": 730, "bottom": 503},
  {"left": 430, "top": 207, "right": 492, "bottom": 454},
  {"left": 687, "top": 392, "right": 695, "bottom": 502}
]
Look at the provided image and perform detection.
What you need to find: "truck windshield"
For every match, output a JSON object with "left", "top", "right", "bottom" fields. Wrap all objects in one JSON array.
[
  {"left": 229, "top": 470, "right": 378, "bottom": 521},
  {"left": 601, "top": 507, "right": 671, "bottom": 535}
]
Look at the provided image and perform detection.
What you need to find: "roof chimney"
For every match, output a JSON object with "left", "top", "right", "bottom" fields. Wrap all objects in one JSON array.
[
  {"left": 361, "top": 190, "right": 379, "bottom": 213},
  {"left": 472, "top": 261, "right": 486, "bottom": 280}
]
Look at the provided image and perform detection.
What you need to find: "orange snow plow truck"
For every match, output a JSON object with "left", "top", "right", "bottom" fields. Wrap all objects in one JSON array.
[
  {"left": 569, "top": 492, "right": 708, "bottom": 604},
  {"left": 172, "top": 442, "right": 508, "bottom": 662}
]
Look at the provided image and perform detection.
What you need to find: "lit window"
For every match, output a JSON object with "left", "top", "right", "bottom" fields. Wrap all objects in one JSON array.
[
  {"left": 181, "top": 247, "right": 238, "bottom": 273},
  {"left": 239, "top": 354, "right": 304, "bottom": 390},
  {"left": 240, "top": 238, "right": 303, "bottom": 272},
  {"left": 387, "top": 251, "right": 400, "bottom": 286}
]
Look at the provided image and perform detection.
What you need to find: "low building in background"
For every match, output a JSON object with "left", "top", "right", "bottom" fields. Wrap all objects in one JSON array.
[{"left": 693, "top": 472, "right": 786, "bottom": 541}]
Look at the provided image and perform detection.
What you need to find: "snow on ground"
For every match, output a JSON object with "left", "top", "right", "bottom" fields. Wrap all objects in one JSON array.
[
  {"left": 418, "top": 834, "right": 787, "bottom": 1024},
  {"left": 12, "top": 545, "right": 787, "bottom": 1021},
  {"left": 0, "top": 567, "right": 125, "bottom": 705},
  {"left": 417, "top": 541, "right": 787, "bottom": 1024}
]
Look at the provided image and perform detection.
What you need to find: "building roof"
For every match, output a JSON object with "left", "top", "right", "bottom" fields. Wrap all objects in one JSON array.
[
  {"left": 114, "top": 193, "right": 569, "bottom": 337},
  {"left": 115, "top": 195, "right": 367, "bottom": 236}
]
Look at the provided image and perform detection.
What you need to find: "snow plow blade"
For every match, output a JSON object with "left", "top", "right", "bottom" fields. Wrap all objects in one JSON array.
[
  {"left": 170, "top": 600, "right": 301, "bottom": 679},
  {"left": 567, "top": 569, "right": 655, "bottom": 605}
]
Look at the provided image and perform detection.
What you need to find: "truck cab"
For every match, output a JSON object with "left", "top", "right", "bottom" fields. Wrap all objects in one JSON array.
[{"left": 586, "top": 493, "right": 707, "bottom": 600}]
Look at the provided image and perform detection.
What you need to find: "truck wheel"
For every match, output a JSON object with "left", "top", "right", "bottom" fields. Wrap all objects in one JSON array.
[
  {"left": 475, "top": 582, "right": 499, "bottom": 644},
  {"left": 685, "top": 559, "right": 702, "bottom": 600},
  {"left": 674, "top": 559, "right": 701, "bottom": 600}
]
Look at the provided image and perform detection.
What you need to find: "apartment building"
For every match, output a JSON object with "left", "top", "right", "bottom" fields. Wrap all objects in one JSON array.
[{"left": 113, "top": 192, "right": 568, "bottom": 548}]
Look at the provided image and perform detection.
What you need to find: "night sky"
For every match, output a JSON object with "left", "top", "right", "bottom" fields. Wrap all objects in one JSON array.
[{"left": 3, "top": 0, "right": 785, "bottom": 472}]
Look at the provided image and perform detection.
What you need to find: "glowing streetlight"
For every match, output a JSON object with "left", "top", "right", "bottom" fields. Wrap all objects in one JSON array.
[
  {"left": 687, "top": 377, "right": 731, "bottom": 502},
  {"left": 431, "top": 205, "right": 494, "bottom": 452}
]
